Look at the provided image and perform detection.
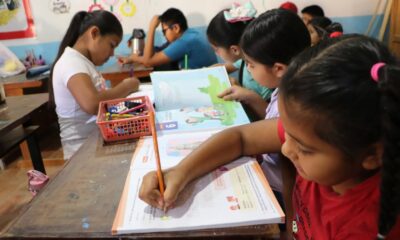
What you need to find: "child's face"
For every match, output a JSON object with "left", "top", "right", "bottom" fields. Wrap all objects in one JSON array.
[
  {"left": 307, "top": 24, "right": 320, "bottom": 46},
  {"left": 210, "top": 43, "right": 240, "bottom": 63},
  {"left": 90, "top": 31, "right": 121, "bottom": 66},
  {"left": 243, "top": 53, "right": 281, "bottom": 89},
  {"left": 302, "top": 13, "right": 313, "bottom": 25},
  {"left": 278, "top": 96, "right": 365, "bottom": 193},
  {"left": 161, "top": 23, "right": 180, "bottom": 43}
]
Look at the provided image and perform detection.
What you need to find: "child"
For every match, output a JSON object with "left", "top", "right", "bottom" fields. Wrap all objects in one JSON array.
[
  {"left": 206, "top": 7, "right": 274, "bottom": 120},
  {"left": 139, "top": 35, "right": 400, "bottom": 239},
  {"left": 118, "top": 8, "right": 217, "bottom": 69},
  {"left": 307, "top": 16, "right": 343, "bottom": 45},
  {"left": 218, "top": 8, "right": 310, "bottom": 122},
  {"left": 301, "top": 4, "right": 324, "bottom": 24},
  {"left": 50, "top": 10, "right": 140, "bottom": 160}
]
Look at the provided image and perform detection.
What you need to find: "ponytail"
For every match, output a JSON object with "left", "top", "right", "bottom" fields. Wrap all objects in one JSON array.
[
  {"left": 377, "top": 65, "right": 400, "bottom": 238},
  {"left": 48, "top": 10, "right": 122, "bottom": 109},
  {"left": 48, "top": 11, "right": 87, "bottom": 109}
]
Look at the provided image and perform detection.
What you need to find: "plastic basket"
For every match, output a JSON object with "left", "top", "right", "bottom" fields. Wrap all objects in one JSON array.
[{"left": 96, "top": 96, "right": 154, "bottom": 142}]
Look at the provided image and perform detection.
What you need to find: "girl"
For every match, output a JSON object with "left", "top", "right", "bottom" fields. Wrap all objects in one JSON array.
[
  {"left": 307, "top": 16, "right": 343, "bottom": 45},
  {"left": 207, "top": 8, "right": 274, "bottom": 120},
  {"left": 50, "top": 10, "right": 140, "bottom": 160},
  {"left": 140, "top": 35, "right": 400, "bottom": 239},
  {"left": 216, "top": 9, "right": 309, "bottom": 121}
]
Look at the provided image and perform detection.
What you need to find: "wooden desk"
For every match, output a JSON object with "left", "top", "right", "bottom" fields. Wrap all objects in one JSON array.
[
  {"left": 1, "top": 130, "right": 279, "bottom": 239},
  {"left": 0, "top": 93, "right": 48, "bottom": 172},
  {"left": 102, "top": 63, "right": 153, "bottom": 87},
  {"left": 1, "top": 74, "right": 49, "bottom": 97}
]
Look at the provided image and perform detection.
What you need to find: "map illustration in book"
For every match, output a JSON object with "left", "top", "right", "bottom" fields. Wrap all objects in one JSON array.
[
  {"left": 112, "top": 136, "right": 285, "bottom": 235},
  {"left": 151, "top": 67, "right": 250, "bottom": 133}
]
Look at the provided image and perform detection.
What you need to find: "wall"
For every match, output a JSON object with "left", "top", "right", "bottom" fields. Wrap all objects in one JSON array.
[{"left": 2, "top": 0, "right": 388, "bottom": 66}]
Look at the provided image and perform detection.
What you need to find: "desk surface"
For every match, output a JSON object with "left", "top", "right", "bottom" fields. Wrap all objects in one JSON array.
[
  {"left": 2, "top": 130, "right": 279, "bottom": 239},
  {"left": 0, "top": 93, "right": 48, "bottom": 135}
]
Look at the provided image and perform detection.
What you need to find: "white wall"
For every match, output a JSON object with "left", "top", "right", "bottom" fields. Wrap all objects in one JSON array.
[{"left": 3, "top": 0, "right": 384, "bottom": 47}]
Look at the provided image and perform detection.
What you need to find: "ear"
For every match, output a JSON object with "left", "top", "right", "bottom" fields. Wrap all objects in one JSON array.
[
  {"left": 229, "top": 45, "right": 241, "bottom": 56},
  {"left": 361, "top": 142, "right": 383, "bottom": 170},
  {"left": 89, "top": 26, "right": 100, "bottom": 40},
  {"left": 172, "top": 24, "right": 181, "bottom": 34},
  {"left": 271, "top": 62, "right": 288, "bottom": 79}
]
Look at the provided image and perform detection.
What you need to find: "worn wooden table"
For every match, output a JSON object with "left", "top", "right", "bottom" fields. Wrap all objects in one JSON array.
[
  {"left": 102, "top": 62, "right": 153, "bottom": 87},
  {"left": 1, "top": 74, "right": 49, "bottom": 97},
  {"left": 0, "top": 93, "right": 48, "bottom": 173},
  {"left": 1, "top": 130, "right": 279, "bottom": 239}
]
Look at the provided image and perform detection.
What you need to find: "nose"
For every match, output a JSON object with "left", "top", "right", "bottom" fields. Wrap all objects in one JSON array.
[{"left": 281, "top": 135, "right": 298, "bottom": 163}]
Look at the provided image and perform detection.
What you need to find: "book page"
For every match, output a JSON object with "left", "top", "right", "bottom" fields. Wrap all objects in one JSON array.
[
  {"left": 151, "top": 66, "right": 232, "bottom": 111},
  {"left": 113, "top": 158, "right": 285, "bottom": 234}
]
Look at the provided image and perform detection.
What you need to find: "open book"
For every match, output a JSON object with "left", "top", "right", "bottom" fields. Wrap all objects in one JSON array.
[
  {"left": 151, "top": 67, "right": 250, "bottom": 133},
  {"left": 111, "top": 131, "right": 285, "bottom": 235}
]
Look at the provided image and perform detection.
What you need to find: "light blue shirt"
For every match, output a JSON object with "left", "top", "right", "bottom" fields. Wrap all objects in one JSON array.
[
  {"left": 233, "top": 59, "right": 273, "bottom": 100},
  {"left": 163, "top": 28, "right": 217, "bottom": 69}
]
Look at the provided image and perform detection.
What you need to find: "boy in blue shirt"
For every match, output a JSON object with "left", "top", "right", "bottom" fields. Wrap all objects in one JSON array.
[{"left": 119, "top": 8, "right": 217, "bottom": 69}]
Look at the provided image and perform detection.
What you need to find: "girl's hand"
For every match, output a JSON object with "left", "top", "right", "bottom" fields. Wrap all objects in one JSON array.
[
  {"left": 139, "top": 166, "right": 188, "bottom": 211},
  {"left": 218, "top": 85, "right": 256, "bottom": 103},
  {"left": 229, "top": 76, "right": 239, "bottom": 86}
]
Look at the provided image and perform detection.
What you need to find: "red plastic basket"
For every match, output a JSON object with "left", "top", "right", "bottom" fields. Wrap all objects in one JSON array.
[{"left": 96, "top": 96, "right": 154, "bottom": 142}]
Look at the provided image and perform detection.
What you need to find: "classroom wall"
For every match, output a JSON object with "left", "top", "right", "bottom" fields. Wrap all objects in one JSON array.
[{"left": 2, "top": 0, "right": 387, "bottom": 67}]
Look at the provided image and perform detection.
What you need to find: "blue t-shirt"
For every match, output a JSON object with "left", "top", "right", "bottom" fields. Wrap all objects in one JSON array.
[
  {"left": 163, "top": 28, "right": 217, "bottom": 69},
  {"left": 233, "top": 59, "right": 273, "bottom": 100}
]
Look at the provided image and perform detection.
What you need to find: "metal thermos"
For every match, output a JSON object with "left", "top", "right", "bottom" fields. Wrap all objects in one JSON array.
[{"left": 131, "top": 29, "right": 145, "bottom": 55}]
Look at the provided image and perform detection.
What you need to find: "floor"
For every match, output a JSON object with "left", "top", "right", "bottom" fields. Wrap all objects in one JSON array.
[{"left": 0, "top": 126, "right": 64, "bottom": 233}]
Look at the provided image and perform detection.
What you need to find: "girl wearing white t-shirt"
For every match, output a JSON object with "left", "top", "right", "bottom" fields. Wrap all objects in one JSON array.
[{"left": 51, "top": 10, "right": 139, "bottom": 160}]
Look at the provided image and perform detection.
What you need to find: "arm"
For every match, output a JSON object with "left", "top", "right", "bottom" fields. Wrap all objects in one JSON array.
[
  {"left": 118, "top": 16, "right": 171, "bottom": 67},
  {"left": 218, "top": 86, "right": 268, "bottom": 119},
  {"left": 67, "top": 73, "right": 139, "bottom": 115},
  {"left": 139, "top": 119, "right": 281, "bottom": 209}
]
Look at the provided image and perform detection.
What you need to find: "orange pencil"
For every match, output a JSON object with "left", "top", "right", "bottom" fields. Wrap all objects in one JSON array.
[{"left": 149, "top": 111, "right": 165, "bottom": 197}]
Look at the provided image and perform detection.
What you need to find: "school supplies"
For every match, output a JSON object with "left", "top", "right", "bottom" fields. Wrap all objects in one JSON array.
[
  {"left": 151, "top": 66, "right": 250, "bottom": 134},
  {"left": 149, "top": 110, "right": 165, "bottom": 197},
  {"left": 96, "top": 96, "right": 154, "bottom": 142},
  {"left": 111, "top": 133, "right": 285, "bottom": 234}
]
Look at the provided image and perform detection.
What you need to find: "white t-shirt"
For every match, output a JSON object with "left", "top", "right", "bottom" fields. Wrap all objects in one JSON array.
[{"left": 52, "top": 47, "right": 106, "bottom": 159}]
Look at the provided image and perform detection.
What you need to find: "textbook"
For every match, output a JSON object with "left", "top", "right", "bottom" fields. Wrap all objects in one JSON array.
[
  {"left": 111, "top": 132, "right": 285, "bottom": 235},
  {"left": 151, "top": 67, "right": 250, "bottom": 133}
]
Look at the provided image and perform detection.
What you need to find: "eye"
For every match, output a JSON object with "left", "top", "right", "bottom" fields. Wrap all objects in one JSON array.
[{"left": 298, "top": 145, "right": 313, "bottom": 155}]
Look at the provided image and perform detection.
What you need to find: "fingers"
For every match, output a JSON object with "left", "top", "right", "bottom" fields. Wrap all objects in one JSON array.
[
  {"left": 139, "top": 171, "right": 164, "bottom": 209},
  {"left": 217, "top": 88, "right": 232, "bottom": 98}
]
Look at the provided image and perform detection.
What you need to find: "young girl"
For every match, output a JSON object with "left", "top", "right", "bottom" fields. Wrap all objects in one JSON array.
[
  {"left": 217, "top": 9, "right": 310, "bottom": 121},
  {"left": 307, "top": 16, "right": 343, "bottom": 45},
  {"left": 139, "top": 35, "right": 400, "bottom": 239},
  {"left": 207, "top": 8, "right": 274, "bottom": 120},
  {"left": 50, "top": 10, "right": 140, "bottom": 160}
]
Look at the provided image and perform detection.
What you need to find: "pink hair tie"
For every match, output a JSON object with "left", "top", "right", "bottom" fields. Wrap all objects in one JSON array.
[
  {"left": 329, "top": 31, "right": 343, "bottom": 38},
  {"left": 370, "top": 62, "right": 386, "bottom": 82}
]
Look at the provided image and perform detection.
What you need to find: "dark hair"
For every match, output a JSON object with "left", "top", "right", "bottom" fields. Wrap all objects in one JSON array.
[
  {"left": 48, "top": 10, "right": 122, "bottom": 108},
  {"left": 309, "top": 17, "right": 343, "bottom": 39},
  {"left": 240, "top": 9, "right": 310, "bottom": 66},
  {"left": 301, "top": 5, "right": 325, "bottom": 17},
  {"left": 206, "top": 10, "right": 252, "bottom": 49},
  {"left": 159, "top": 8, "right": 188, "bottom": 32},
  {"left": 280, "top": 35, "right": 400, "bottom": 238}
]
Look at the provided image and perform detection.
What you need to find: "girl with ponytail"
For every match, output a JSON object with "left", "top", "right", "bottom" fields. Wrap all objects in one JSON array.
[{"left": 50, "top": 10, "right": 139, "bottom": 160}]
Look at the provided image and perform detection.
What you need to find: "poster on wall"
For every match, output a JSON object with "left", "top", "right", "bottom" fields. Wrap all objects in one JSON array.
[{"left": 0, "top": 0, "right": 35, "bottom": 40}]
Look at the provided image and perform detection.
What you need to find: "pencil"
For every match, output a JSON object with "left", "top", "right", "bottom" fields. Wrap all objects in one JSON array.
[{"left": 149, "top": 111, "right": 165, "bottom": 198}]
